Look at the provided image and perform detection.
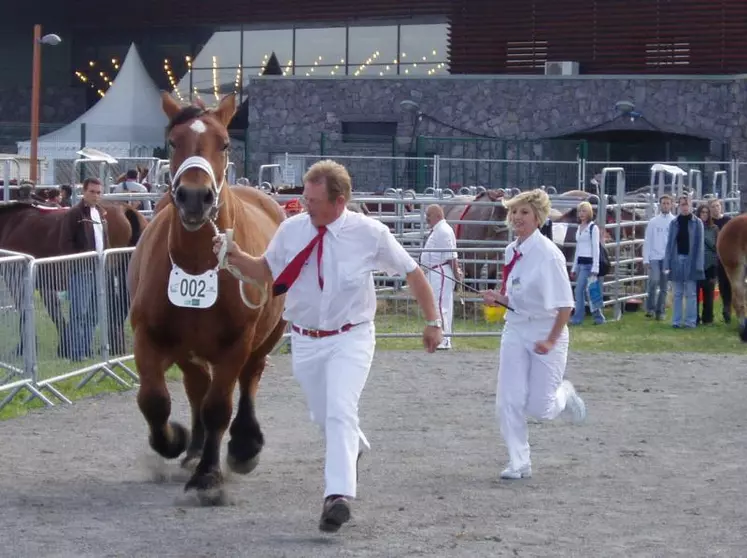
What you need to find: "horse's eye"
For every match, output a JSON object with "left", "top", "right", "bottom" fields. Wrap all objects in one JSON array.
[{"left": 222, "top": 142, "right": 230, "bottom": 152}]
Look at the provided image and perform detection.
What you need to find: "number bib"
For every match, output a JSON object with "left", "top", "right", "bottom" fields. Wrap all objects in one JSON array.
[{"left": 167, "top": 265, "right": 218, "bottom": 309}]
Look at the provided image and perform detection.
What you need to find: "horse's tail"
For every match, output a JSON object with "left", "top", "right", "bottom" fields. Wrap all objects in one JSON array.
[{"left": 124, "top": 207, "right": 143, "bottom": 246}]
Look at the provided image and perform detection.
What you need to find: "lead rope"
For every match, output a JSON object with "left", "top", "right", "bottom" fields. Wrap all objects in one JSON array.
[
  {"left": 210, "top": 220, "right": 268, "bottom": 310},
  {"left": 171, "top": 154, "right": 269, "bottom": 310}
]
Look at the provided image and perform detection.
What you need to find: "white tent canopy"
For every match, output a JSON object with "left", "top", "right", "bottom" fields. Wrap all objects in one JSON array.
[{"left": 17, "top": 43, "right": 168, "bottom": 184}]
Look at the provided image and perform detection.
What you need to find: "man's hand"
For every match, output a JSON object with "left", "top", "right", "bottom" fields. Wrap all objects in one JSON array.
[
  {"left": 481, "top": 289, "right": 508, "bottom": 308},
  {"left": 423, "top": 325, "right": 443, "bottom": 353},
  {"left": 212, "top": 235, "right": 251, "bottom": 275}
]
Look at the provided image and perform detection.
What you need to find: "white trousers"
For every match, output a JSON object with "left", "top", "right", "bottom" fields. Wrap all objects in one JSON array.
[
  {"left": 497, "top": 323, "right": 570, "bottom": 470},
  {"left": 427, "top": 265, "right": 454, "bottom": 347},
  {"left": 291, "top": 321, "right": 375, "bottom": 499}
]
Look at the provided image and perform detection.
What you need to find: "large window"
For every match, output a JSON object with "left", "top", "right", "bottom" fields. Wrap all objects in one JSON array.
[
  {"left": 242, "top": 29, "right": 294, "bottom": 76},
  {"left": 348, "top": 26, "right": 398, "bottom": 76},
  {"left": 399, "top": 24, "right": 449, "bottom": 76},
  {"left": 295, "top": 27, "right": 347, "bottom": 76},
  {"left": 175, "top": 21, "right": 450, "bottom": 100}
]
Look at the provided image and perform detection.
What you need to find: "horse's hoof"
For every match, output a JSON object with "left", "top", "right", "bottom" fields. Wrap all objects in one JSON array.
[
  {"left": 149, "top": 421, "right": 190, "bottom": 459},
  {"left": 226, "top": 453, "right": 260, "bottom": 475},
  {"left": 185, "top": 468, "right": 228, "bottom": 505}
]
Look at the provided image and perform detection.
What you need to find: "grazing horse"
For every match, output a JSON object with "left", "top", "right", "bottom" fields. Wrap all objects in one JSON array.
[
  {"left": 716, "top": 215, "right": 747, "bottom": 340},
  {"left": 0, "top": 200, "right": 147, "bottom": 357},
  {"left": 442, "top": 189, "right": 508, "bottom": 287},
  {"left": 127, "top": 92, "right": 286, "bottom": 502}
]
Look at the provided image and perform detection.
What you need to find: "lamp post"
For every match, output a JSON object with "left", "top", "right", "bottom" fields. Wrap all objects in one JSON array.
[{"left": 29, "top": 24, "right": 62, "bottom": 184}]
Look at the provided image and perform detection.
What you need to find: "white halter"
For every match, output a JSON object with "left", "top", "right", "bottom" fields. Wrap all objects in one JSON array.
[{"left": 169, "top": 153, "right": 268, "bottom": 309}]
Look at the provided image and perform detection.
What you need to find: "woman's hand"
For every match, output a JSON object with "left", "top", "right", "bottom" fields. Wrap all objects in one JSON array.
[
  {"left": 481, "top": 289, "right": 508, "bottom": 308},
  {"left": 534, "top": 339, "right": 555, "bottom": 355},
  {"left": 570, "top": 271, "right": 576, "bottom": 281}
]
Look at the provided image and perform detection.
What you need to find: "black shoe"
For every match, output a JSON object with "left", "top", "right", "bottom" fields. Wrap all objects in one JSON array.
[
  {"left": 319, "top": 495, "right": 351, "bottom": 533},
  {"left": 724, "top": 314, "right": 732, "bottom": 324}
]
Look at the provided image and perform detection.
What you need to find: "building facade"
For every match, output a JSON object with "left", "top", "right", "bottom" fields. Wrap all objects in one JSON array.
[{"left": 2, "top": 0, "right": 746, "bottom": 186}]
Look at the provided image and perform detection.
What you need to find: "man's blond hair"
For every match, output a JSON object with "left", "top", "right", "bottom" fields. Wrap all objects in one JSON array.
[
  {"left": 303, "top": 159, "right": 352, "bottom": 203},
  {"left": 503, "top": 189, "right": 552, "bottom": 227}
]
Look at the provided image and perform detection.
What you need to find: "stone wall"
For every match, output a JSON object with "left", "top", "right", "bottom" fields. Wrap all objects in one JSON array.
[
  {"left": 0, "top": 86, "right": 86, "bottom": 152},
  {"left": 245, "top": 76, "right": 747, "bottom": 191}
]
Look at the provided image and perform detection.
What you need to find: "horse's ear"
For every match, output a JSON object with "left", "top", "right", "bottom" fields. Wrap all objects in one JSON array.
[
  {"left": 214, "top": 93, "right": 237, "bottom": 127},
  {"left": 161, "top": 91, "right": 182, "bottom": 120}
]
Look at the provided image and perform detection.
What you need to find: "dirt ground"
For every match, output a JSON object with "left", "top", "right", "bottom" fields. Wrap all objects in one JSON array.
[{"left": 1, "top": 349, "right": 746, "bottom": 558}]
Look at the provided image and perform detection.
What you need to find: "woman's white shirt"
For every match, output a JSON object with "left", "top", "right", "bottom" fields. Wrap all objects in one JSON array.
[
  {"left": 572, "top": 222, "right": 601, "bottom": 275},
  {"left": 504, "top": 228, "right": 575, "bottom": 328}
]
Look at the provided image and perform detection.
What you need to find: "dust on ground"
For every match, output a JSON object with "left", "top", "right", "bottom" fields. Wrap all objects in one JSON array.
[{"left": 1, "top": 350, "right": 746, "bottom": 558}]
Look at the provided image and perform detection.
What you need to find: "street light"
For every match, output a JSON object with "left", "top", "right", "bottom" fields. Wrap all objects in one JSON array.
[{"left": 29, "top": 24, "right": 62, "bottom": 184}]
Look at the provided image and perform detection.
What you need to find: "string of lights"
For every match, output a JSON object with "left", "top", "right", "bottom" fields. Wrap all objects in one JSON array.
[{"left": 73, "top": 44, "right": 447, "bottom": 103}]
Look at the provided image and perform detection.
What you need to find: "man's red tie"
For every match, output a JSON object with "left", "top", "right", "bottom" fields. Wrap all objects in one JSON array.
[
  {"left": 272, "top": 226, "right": 327, "bottom": 296},
  {"left": 499, "top": 249, "right": 522, "bottom": 296}
]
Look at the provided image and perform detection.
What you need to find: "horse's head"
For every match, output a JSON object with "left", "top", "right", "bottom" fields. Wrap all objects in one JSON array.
[{"left": 161, "top": 92, "right": 236, "bottom": 232}]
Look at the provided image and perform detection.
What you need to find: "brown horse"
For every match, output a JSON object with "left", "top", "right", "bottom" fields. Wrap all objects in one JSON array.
[
  {"left": 716, "top": 214, "right": 747, "bottom": 340},
  {"left": 442, "top": 189, "right": 509, "bottom": 287},
  {"left": 127, "top": 92, "right": 286, "bottom": 502},
  {"left": 0, "top": 200, "right": 147, "bottom": 358}
]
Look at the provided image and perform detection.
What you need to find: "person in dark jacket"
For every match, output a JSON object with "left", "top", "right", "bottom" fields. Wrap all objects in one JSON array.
[
  {"left": 696, "top": 204, "right": 719, "bottom": 325},
  {"left": 708, "top": 199, "right": 732, "bottom": 323},
  {"left": 664, "top": 195, "right": 704, "bottom": 329},
  {"left": 61, "top": 178, "right": 109, "bottom": 361}
]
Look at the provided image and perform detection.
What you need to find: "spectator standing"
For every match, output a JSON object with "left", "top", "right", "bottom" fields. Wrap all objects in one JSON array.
[
  {"left": 569, "top": 201, "right": 605, "bottom": 325},
  {"left": 61, "top": 178, "right": 108, "bottom": 360},
  {"left": 642, "top": 195, "right": 675, "bottom": 320},
  {"left": 696, "top": 204, "right": 719, "bottom": 325},
  {"left": 664, "top": 195, "right": 704, "bottom": 329}
]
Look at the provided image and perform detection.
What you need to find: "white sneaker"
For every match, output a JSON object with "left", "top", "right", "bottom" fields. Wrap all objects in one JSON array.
[
  {"left": 500, "top": 464, "right": 532, "bottom": 479},
  {"left": 563, "top": 380, "right": 587, "bottom": 423}
]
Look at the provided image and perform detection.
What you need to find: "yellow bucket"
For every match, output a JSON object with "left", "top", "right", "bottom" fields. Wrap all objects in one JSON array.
[{"left": 483, "top": 304, "right": 507, "bottom": 323}]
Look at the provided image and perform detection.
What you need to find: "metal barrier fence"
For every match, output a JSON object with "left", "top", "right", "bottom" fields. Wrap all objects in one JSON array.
[
  {"left": 0, "top": 163, "right": 742, "bottom": 413},
  {"left": 266, "top": 153, "right": 741, "bottom": 198}
]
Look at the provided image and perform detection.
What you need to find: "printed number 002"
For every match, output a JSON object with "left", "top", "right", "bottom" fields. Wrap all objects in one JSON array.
[{"left": 179, "top": 278, "right": 207, "bottom": 298}]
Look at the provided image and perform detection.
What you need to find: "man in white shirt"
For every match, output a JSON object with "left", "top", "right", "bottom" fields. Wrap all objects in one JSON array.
[
  {"left": 112, "top": 169, "right": 152, "bottom": 212},
  {"left": 214, "top": 159, "right": 442, "bottom": 533},
  {"left": 643, "top": 194, "right": 674, "bottom": 319},
  {"left": 420, "top": 204, "right": 463, "bottom": 350}
]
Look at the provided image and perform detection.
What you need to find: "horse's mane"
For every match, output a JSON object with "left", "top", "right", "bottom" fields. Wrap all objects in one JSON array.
[{"left": 166, "top": 104, "right": 209, "bottom": 133}]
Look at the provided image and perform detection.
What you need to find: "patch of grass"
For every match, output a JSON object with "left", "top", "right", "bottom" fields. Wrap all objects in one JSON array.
[
  {"left": 1, "top": 298, "right": 741, "bottom": 421},
  {"left": 373, "top": 301, "right": 743, "bottom": 354}
]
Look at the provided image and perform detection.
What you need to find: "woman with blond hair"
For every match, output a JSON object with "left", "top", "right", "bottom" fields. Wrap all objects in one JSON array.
[
  {"left": 481, "top": 188, "right": 587, "bottom": 480},
  {"left": 570, "top": 201, "right": 606, "bottom": 325}
]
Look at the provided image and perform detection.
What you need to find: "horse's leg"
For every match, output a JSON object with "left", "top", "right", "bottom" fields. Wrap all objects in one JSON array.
[
  {"left": 726, "top": 260, "right": 747, "bottom": 340},
  {"left": 175, "top": 358, "right": 211, "bottom": 470},
  {"left": 184, "top": 342, "right": 247, "bottom": 498},
  {"left": 227, "top": 320, "right": 287, "bottom": 474},
  {"left": 134, "top": 330, "right": 186, "bottom": 459}
]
